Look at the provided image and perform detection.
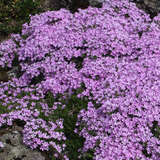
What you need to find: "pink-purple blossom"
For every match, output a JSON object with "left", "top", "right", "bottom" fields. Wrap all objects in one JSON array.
[{"left": 0, "top": 0, "right": 160, "bottom": 159}]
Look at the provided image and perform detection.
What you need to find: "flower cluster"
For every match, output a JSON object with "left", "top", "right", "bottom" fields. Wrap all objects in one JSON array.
[
  {"left": 76, "top": 53, "right": 160, "bottom": 160},
  {"left": 0, "top": 0, "right": 160, "bottom": 159},
  {"left": 0, "top": 79, "right": 67, "bottom": 159},
  {"left": 0, "top": 38, "right": 18, "bottom": 68}
]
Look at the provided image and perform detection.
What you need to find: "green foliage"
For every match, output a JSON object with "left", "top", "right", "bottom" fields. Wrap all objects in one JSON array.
[
  {"left": 44, "top": 83, "right": 94, "bottom": 159},
  {"left": 64, "top": 53, "right": 87, "bottom": 71},
  {"left": 0, "top": 103, "right": 10, "bottom": 114},
  {"left": 140, "top": 141, "right": 152, "bottom": 158},
  {"left": 0, "top": 0, "right": 43, "bottom": 36},
  {"left": 150, "top": 121, "right": 160, "bottom": 139}
]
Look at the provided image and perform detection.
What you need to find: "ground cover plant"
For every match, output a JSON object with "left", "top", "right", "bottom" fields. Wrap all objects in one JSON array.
[{"left": 0, "top": 0, "right": 160, "bottom": 159}]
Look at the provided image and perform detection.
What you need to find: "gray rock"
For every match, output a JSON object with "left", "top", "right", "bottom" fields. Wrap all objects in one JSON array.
[
  {"left": 0, "top": 126, "right": 46, "bottom": 160},
  {"left": 0, "top": 71, "right": 8, "bottom": 82},
  {"left": 41, "top": 0, "right": 106, "bottom": 13},
  {"left": 143, "top": 0, "right": 160, "bottom": 12},
  {"left": 7, "top": 66, "right": 19, "bottom": 79},
  {"left": 88, "top": 0, "right": 106, "bottom": 7},
  {"left": 131, "top": 0, "right": 160, "bottom": 18},
  {"left": 41, "top": 0, "right": 72, "bottom": 11}
]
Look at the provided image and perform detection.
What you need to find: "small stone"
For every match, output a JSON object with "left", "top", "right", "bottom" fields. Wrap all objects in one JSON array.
[{"left": 0, "top": 71, "right": 9, "bottom": 82}]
